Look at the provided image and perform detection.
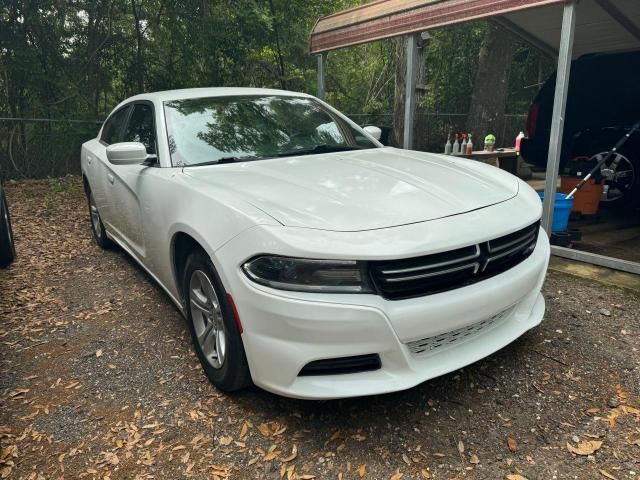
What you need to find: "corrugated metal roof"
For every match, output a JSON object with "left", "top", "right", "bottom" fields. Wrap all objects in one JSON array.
[
  {"left": 309, "top": 0, "right": 566, "bottom": 53},
  {"left": 310, "top": 0, "right": 640, "bottom": 56},
  {"left": 502, "top": 0, "right": 640, "bottom": 57}
]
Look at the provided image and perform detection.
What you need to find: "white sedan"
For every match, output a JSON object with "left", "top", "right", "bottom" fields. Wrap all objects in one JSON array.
[{"left": 81, "top": 88, "right": 549, "bottom": 399}]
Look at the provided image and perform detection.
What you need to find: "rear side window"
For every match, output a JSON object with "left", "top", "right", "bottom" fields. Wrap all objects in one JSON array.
[
  {"left": 100, "top": 107, "right": 130, "bottom": 145},
  {"left": 122, "top": 104, "right": 157, "bottom": 154}
]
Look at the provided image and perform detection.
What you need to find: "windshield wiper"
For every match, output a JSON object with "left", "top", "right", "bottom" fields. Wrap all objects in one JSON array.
[
  {"left": 184, "top": 157, "right": 246, "bottom": 167},
  {"left": 276, "top": 144, "right": 371, "bottom": 158}
]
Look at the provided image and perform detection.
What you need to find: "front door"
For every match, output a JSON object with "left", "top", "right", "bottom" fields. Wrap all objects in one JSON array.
[{"left": 104, "top": 102, "right": 159, "bottom": 261}]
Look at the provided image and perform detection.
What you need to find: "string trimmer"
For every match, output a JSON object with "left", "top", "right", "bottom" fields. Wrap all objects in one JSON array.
[{"left": 565, "top": 121, "right": 640, "bottom": 199}]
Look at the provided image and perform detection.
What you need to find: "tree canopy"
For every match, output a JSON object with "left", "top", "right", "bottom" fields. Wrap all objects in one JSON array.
[
  {"left": 0, "top": 0, "right": 554, "bottom": 177},
  {"left": 1, "top": 0, "right": 553, "bottom": 120}
]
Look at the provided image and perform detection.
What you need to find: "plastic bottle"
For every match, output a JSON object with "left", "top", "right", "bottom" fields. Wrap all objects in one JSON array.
[
  {"left": 452, "top": 133, "right": 460, "bottom": 154},
  {"left": 444, "top": 133, "right": 452, "bottom": 155},
  {"left": 466, "top": 134, "right": 474, "bottom": 154},
  {"left": 515, "top": 131, "right": 525, "bottom": 153},
  {"left": 461, "top": 134, "right": 467, "bottom": 155}
]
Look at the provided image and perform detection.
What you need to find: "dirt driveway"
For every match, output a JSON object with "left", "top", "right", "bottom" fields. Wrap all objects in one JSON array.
[{"left": 1, "top": 177, "right": 639, "bottom": 480}]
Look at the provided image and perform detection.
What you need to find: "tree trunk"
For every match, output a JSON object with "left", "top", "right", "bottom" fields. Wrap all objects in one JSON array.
[
  {"left": 131, "top": 0, "right": 144, "bottom": 92},
  {"left": 268, "top": 0, "right": 287, "bottom": 89},
  {"left": 466, "top": 25, "right": 515, "bottom": 146},
  {"left": 392, "top": 38, "right": 406, "bottom": 148}
]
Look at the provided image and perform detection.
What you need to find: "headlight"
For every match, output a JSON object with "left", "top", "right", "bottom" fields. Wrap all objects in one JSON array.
[{"left": 242, "top": 255, "right": 373, "bottom": 293}]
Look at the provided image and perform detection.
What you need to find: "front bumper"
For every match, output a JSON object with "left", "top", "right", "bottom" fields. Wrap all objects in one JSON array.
[{"left": 218, "top": 226, "right": 550, "bottom": 400}]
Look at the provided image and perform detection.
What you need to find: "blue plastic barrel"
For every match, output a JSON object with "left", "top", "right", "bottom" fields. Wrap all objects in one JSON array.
[{"left": 538, "top": 192, "right": 573, "bottom": 232}]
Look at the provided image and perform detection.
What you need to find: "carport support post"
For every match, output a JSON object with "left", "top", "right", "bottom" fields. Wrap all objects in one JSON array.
[
  {"left": 317, "top": 54, "right": 327, "bottom": 100},
  {"left": 403, "top": 33, "right": 420, "bottom": 150},
  {"left": 541, "top": 1, "right": 577, "bottom": 233}
]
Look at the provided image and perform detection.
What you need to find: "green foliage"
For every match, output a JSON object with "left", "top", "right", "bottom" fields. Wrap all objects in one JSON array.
[
  {"left": 0, "top": 0, "right": 556, "bottom": 179},
  {"left": 1, "top": 0, "right": 554, "bottom": 121},
  {"left": 0, "top": 0, "right": 355, "bottom": 122}
]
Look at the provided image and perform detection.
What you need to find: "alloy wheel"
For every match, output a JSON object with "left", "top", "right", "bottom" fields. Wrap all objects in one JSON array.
[
  {"left": 189, "top": 270, "right": 227, "bottom": 369},
  {"left": 593, "top": 151, "right": 635, "bottom": 202}
]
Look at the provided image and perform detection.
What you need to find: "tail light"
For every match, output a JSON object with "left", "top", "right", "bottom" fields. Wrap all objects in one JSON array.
[{"left": 526, "top": 103, "right": 540, "bottom": 137}]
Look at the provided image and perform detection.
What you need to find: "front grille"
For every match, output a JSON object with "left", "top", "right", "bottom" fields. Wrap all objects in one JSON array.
[
  {"left": 407, "top": 306, "right": 514, "bottom": 357},
  {"left": 298, "top": 354, "right": 381, "bottom": 376},
  {"left": 369, "top": 222, "right": 540, "bottom": 300}
]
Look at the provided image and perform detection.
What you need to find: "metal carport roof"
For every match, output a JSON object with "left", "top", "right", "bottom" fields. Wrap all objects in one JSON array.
[{"left": 310, "top": 0, "right": 640, "bottom": 56}]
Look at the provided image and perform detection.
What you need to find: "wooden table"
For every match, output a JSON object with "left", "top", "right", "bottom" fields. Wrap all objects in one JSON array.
[{"left": 454, "top": 148, "right": 519, "bottom": 172}]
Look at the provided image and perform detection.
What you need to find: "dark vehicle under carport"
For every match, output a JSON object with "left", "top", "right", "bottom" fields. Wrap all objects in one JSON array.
[{"left": 520, "top": 49, "right": 640, "bottom": 206}]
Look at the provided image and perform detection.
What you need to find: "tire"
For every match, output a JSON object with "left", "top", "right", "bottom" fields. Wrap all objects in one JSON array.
[
  {"left": 182, "top": 249, "right": 251, "bottom": 392},
  {"left": 0, "top": 186, "right": 16, "bottom": 268},
  {"left": 87, "top": 190, "right": 113, "bottom": 249}
]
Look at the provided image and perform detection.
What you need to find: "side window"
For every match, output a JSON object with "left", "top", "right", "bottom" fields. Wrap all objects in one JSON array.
[
  {"left": 100, "top": 106, "right": 131, "bottom": 145},
  {"left": 122, "top": 104, "right": 157, "bottom": 154}
]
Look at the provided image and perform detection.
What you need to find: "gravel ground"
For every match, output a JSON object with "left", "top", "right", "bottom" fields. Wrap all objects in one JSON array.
[{"left": 1, "top": 177, "right": 639, "bottom": 480}]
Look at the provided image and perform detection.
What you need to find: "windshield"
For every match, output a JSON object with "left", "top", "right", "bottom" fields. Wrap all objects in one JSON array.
[{"left": 163, "top": 95, "right": 378, "bottom": 166}]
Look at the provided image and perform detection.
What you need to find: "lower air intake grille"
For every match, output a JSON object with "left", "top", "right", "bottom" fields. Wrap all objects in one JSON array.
[
  {"left": 407, "top": 306, "right": 514, "bottom": 357},
  {"left": 298, "top": 354, "right": 381, "bottom": 376},
  {"left": 369, "top": 221, "right": 540, "bottom": 300}
]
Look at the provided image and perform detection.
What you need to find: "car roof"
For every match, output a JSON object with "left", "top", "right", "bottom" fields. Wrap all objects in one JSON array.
[{"left": 121, "top": 87, "right": 314, "bottom": 105}]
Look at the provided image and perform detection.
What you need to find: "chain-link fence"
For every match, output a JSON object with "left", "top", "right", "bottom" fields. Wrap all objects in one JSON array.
[
  {"left": 0, "top": 113, "right": 527, "bottom": 180},
  {"left": 0, "top": 118, "right": 102, "bottom": 180}
]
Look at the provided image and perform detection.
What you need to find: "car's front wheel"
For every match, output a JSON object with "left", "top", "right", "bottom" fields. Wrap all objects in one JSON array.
[
  {"left": 182, "top": 249, "right": 251, "bottom": 392},
  {"left": 0, "top": 186, "right": 16, "bottom": 268}
]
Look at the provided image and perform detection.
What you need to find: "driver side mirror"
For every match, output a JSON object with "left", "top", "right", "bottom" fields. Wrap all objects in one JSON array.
[
  {"left": 363, "top": 125, "right": 382, "bottom": 141},
  {"left": 106, "top": 142, "right": 149, "bottom": 165}
]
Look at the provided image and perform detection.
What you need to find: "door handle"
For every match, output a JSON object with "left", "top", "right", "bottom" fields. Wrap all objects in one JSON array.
[{"left": 107, "top": 173, "right": 115, "bottom": 184}]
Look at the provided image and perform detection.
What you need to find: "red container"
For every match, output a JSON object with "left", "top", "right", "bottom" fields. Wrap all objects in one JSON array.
[{"left": 559, "top": 177, "right": 603, "bottom": 216}]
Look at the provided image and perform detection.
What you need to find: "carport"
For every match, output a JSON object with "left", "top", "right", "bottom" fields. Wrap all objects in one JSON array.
[{"left": 309, "top": 0, "right": 640, "bottom": 274}]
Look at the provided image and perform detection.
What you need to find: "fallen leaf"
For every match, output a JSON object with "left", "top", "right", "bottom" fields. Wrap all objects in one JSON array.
[
  {"left": 457, "top": 440, "right": 465, "bottom": 454},
  {"left": 506, "top": 475, "right": 528, "bottom": 480},
  {"left": 282, "top": 445, "right": 297, "bottom": 462},
  {"left": 240, "top": 421, "right": 249, "bottom": 438},
  {"left": 10, "top": 388, "right": 29, "bottom": 398},
  {"left": 470, "top": 454, "right": 480, "bottom": 464},
  {"left": 615, "top": 384, "right": 628, "bottom": 401},
  {"left": 264, "top": 450, "right": 281, "bottom": 461},
  {"left": 567, "top": 440, "right": 602, "bottom": 456},
  {"left": 390, "top": 470, "right": 403, "bottom": 480},
  {"left": 357, "top": 464, "right": 366, "bottom": 478},
  {"left": 258, "top": 423, "right": 271, "bottom": 437},
  {"left": 218, "top": 436, "right": 233, "bottom": 446},
  {"left": 507, "top": 437, "right": 518, "bottom": 452},
  {"left": 420, "top": 469, "right": 432, "bottom": 478},
  {"left": 599, "top": 470, "right": 618, "bottom": 480},
  {"left": 96, "top": 349, "right": 103, "bottom": 357}
]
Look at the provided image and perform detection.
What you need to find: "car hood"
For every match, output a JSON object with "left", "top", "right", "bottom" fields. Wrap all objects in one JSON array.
[{"left": 184, "top": 147, "right": 519, "bottom": 232}]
